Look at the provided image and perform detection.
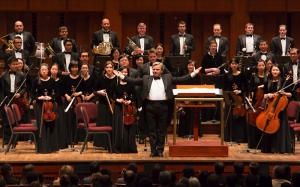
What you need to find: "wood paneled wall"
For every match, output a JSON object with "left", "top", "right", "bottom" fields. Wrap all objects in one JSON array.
[{"left": 1, "top": 0, "right": 300, "bottom": 67}]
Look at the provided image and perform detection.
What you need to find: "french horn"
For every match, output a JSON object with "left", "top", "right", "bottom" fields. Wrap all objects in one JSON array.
[
  {"left": 0, "top": 35, "right": 15, "bottom": 50},
  {"left": 93, "top": 41, "right": 113, "bottom": 55}
]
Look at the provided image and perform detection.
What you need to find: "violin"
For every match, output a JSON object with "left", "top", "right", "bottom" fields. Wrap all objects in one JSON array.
[
  {"left": 43, "top": 89, "right": 57, "bottom": 122},
  {"left": 122, "top": 93, "right": 137, "bottom": 125},
  {"left": 255, "top": 72, "right": 292, "bottom": 134},
  {"left": 22, "top": 92, "right": 30, "bottom": 109},
  {"left": 71, "top": 85, "right": 83, "bottom": 113},
  {"left": 13, "top": 86, "right": 24, "bottom": 115},
  {"left": 232, "top": 83, "right": 246, "bottom": 118},
  {"left": 247, "top": 87, "right": 264, "bottom": 126}
]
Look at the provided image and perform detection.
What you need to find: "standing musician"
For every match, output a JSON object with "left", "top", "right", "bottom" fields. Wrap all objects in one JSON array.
[
  {"left": 260, "top": 63, "right": 292, "bottom": 153},
  {"left": 236, "top": 23, "right": 261, "bottom": 56},
  {"left": 205, "top": 23, "right": 229, "bottom": 57},
  {"left": 52, "top": 39, "right": 80, "bottom": 76},
  {"left": 0, "top": 57, "right": 26, "bottom": 145},
  {"left": 4, "top": 36, "right": 30, "bottom": 70},
  {"left": 93, "top": 61, "right": 117, "bottom": 148},
  {"left": 270, "top": 25, "right": 295, "bottom": 56},
  {"left": 248, "top": 59, "right": 268, "bottom": 148},
  {"left": 111, "top": 47, "right": 121, "bottom": 70},
  {"left": 81, "top": 62, "right": 96, "bottom": 102},
  {"left": 118, "top": 54, "right": 138, "bottom": 78},
  {"left": 47, "top": 26, "right": 79, "bottom": 57},
  {"left": 62, "top": 61, "right": 85, "bottom": 144},
  {"left": 50, "top": 63, "right": 68, "bottom": 149},
  {"left": 2, "top": 21, "right": 35, "bottom": 55},
  {"left": 31, "top": 63, "right": 59, "bottom": 154},
  {"left": 223, "top": 58, "right": 248, "bottom": 143},
  {"left": 79, "top": 50, "right": 96, "bottom": 78},
  {"left": 110, "top": 66, "right": 137, "bottom": 153},
  {"left": 155, "top": 44, "right": 172, "bottom": 71},
  {"left": 251, "top": 40, "right": 276, "bottom": 72},
  {"left": 170, "top": 21, "right": 195, "bottom": 57},
  {"left": 283, "top": 48, "right": 300, "bottom": 91}
]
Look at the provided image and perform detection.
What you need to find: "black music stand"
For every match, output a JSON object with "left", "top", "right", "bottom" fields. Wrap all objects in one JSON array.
[
  {"left": 223, "top": 91, "right": 243, "bottom": 146},
  {"left": 275, "top": 56, "right": 290, "bottom": 67},
  {"left": 167, "top": 56, "right": 189, "bottom": 77},
  {"left": 29, "top": 56, "right": 39, "bottom": 75}
]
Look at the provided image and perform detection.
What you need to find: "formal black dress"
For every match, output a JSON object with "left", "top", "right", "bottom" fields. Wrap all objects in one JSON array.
[
  {"left": 223, "top": 72, "right": 248, "bottom": 143},
  {"left": 62, "top": 75, "right": 85, "bottom": 144},
  {"left": 55, "top": 78, "right": 68, "bottom": 149},
  {"left": 110, "top": 81, "right": 137, "bottom": 153},
  {"left": 93, "top": 75, "right": 117, "bottom": 148},
  {"left": 200, "top": 52, "right": 225, "bottom": 75},
  {"left": 31, "top": 78, "right": 59, "bottom": 154},
  {"left": 260, "top": 81, "right": 292, "bottom": 153}
]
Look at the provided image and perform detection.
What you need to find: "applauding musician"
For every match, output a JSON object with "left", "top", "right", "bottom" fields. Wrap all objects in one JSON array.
[
  {"left": 270, "top": 25, "right": 294, "bottom": 56},
  {"left": 205, "top": 24, "right": 229, "bottom": 57},
  {"left": 236, "top": 23, "right": 261, "bottom": 55}
]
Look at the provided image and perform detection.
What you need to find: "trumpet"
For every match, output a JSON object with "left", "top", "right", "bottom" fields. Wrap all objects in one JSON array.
[
  {"left": 46, "top": 43, "right": 56, "bottom": 56},
  {"left": 0, "top": 35, "right": 15, "bottom": 50}
]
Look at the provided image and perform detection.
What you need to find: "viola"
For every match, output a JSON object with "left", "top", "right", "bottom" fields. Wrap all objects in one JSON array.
[
  {"left": 247, "top": 87, "right": 264, "bottom": 126},
  {"left": 232, "top": 83, "right": 246, "bottom": 118},
  {"left": 43, "top": 89, "right": 57, "bottom": 122},
  {"left": 13, "top": 97, "right": 24, "bottom": 115}
]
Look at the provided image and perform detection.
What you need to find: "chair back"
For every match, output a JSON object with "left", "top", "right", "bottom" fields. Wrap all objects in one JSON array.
[
  {"left": 80, "top": 106, "right": 90, "bottom": 128},
  {"left": 11, "top": 104, "right": 22, "bottom": 122},
  {"left": 76, "top": 102, "right": 97, "bottom": 120},
  {"left": 287, "top": 101, "right": 300, "bottom": 122},
  {"left": 4, "top": 106, "right": 15, "bottom": 131}
]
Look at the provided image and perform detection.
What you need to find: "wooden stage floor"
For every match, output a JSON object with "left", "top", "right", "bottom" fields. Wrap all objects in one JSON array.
[{"left": 0, "top": 134, "right": 300, "bottom": 164}]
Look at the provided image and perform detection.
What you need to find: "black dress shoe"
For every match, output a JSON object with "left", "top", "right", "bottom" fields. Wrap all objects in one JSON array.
[
  {"left": 149, "top": 153, "right": 156, "bottom": 157},
  {"left": 157, "top": 153, "right": 163, "bottom": 157},
  {"left": 139, "top": 139, "right": 145, "bottom": 144}
]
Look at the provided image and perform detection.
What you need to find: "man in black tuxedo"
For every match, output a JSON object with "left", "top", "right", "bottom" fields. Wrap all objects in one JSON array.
[
  {"left": 47, "top": 26, "right": 79, "bottom": 57},
  {"left": 283, "top": 48, "right": 300, "bottom": 89},
  {"left": 124, "top": 22, "right": 155, "bottom": 56},
  {"left": 1, "top": 164, "right": 20, "bottom": 185},
  {"left": 236, "top": 23, "right": 261, "bottom": 55},
  {"left": 4, "top": 36, "right": 30, "bottom": 70},
  {"left": 170, "top": 21, "right": 195, "bottom": 56},
  {"left": 114, "top": 62, "right": 201, "bottom": 157},
  {"left": 118, "top": 54, "right": 138, "bottom": 78},
  {"left": 79, "top": 50, "right": 95, "bottom": 77},
  {"left": 0, "top": 57, "right": 26, "bottom": 144},
  {"left": 270, "top": 25, "right": 295, "bottom": 56},
  {"left": 2, "top": 21, "right": 35, "bottom": 55},
  {"left": 251, "top": 40, "right": 276, "bottom": 71},
  {"left": 205, "top": 24, "right": 229, "bottom": 57},
  {"left": 52, "top": 38, "right": 80, "bottom": 76}
]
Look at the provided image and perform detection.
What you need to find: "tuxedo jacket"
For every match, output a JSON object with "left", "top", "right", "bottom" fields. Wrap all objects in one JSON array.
[
  {"left": 4, "top": 49, "right": 30, "bottom": 70},
  {"left": 236, "top": 34, "right": 261, "bottom": 55},
  {"left": 52, "top": 52, "right": 80, "bottom": 75},
  {"left": 0, "top": 71, "right": 26, "bottom": 101},
  {"left": 124, "top": 74, "right": 192, "bottom": 101},
  {"left": 251, "top": 51, "right": 276, "bottom": 70},
  {"left": 2, "top": 31, "right": 35, "bottom": 55},
  {"left": 90, "top": 30, "right": 120, "bottom": 49},
  {"left": 137, "top": 62, "right": 170, "bottom": 78},
  {"left": 283, "top": 61, "right": 300, "bottom": 78},
  {"left": 270, "top": 36, "right": 294, "bottom": 56},
  {"left": 170, "top": 33, "right": 195, "bottom": 56},
  {"left": 124, "top": 35, "right": 154, "bottom": 55},
  {"left": 206, "top": 35, "right": 229, "bottom": 56},
  {"left": 48, "top": 37, "right": 79, "bottom": 55},
  {"left": 129, "top": 68, "right": 138, "bottom": 78}
]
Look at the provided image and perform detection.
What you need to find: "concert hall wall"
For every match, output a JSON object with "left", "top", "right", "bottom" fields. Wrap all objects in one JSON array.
[{"left": 0, "top": 0, "right": 300, "bottom": 68}]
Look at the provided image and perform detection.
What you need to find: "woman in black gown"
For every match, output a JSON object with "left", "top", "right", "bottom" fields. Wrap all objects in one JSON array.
[
  {"left": 155, "top": 43, "right": 171, "bottom": 71},
  {"left": 260, "top": 63, "right": 292, "bottom": 153},
  {"left": 223, "top": 58, "right": 248, "bottom": 143},
  {"left": 30, "top": 63, "right": 59, "bottom": 153},
  {"left": 248, "top": 59, "right": 267, "bottom": 148},
  {"left": 110, "top": 66, "right": 137, "bottom": 153},
  {"left": 50, "top": 63, "right": 68, "bottom": 149},
  {"left": 178, "top": 60, "right": 201, "bottom": 138},
  {"left": 93, "top": 61, "right": 117, "bottom": 148},
  {"left": 111, "top": 47, "right": 121, "bottom": 70},
  {"left": 81, "top": 62, "right": 96, "bottom": 102},
  {"left": 62, "top": 60, "right": 85, "bottom": 145}
]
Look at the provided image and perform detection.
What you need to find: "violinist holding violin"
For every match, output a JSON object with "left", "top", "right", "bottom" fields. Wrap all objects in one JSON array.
[
  {"left": 223, "top": 57, "right": 248, "bottom": 143},
  {"left": 260, "top": 63, "right": 292, "bottom": 154},
  {"left": 110, "top": 66, "right": 137, "bottom": 154},
  {"left": 31, "top": 63, "right": 59, "bottom": 154}
]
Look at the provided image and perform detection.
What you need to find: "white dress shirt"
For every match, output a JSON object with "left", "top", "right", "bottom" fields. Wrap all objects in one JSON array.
[
  {"left": 15, "top": 33, "right": 23, "bottom": 49},
  {"left": 15, "top": 50, "right": 22, "bottom": 59},
  {"left": 10, "top": 73, "right": 16, "bottom": 92},
  {"left": 246, "top": 35, "right": 254, "bottom": 53},
  {"left": 148, "top": 78, "right": 166, "bottom": 100},
  {"left": 281, "top": 35, "right": 286, "bottom": 56},
  {"left": 61, "top": 40, "right": 65, "bottom": 52},
  {"left": 179, "top": 33, "right": 186, "bottom": 55},
  {"left": 65, "top": 53, "right": 71, "bottom": 72},
  {"left": 293, "top": 63, "right": 298, "bottom": 82}
]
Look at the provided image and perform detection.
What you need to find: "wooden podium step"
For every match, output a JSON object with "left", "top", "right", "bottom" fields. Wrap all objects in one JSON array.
[{"left": 168, "top": 140, "right": 228, "bottom": 157}]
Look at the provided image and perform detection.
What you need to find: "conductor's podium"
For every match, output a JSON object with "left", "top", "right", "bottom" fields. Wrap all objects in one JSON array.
[{"left": 169, "top": 85, "right": 228, "bottom": 157}]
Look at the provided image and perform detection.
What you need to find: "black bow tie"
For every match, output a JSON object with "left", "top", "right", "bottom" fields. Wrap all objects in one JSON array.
[
  {"left": 281, "top": 38, "right": 285, "bottom": 40},
  {"left": 179, "top": 34, "right": 185, "bottom": 37},
  {"left": 139, "top": 35, "right": 145, "bottom": 39},
  {"left": 15, "top": 32, "right": 22, "bottom": 35},
  {"left": 64, "top": 51, "right": 71, "bottom": 55},
  {"left": 153, "top": 76, "right": 161, "bottom": 80},
  {"left": 261, "top": 52, "right": 267, "bottom": 55},
  {"left": 149, "top": 63, "right": 153, "bottom": 66},
  {"left": 246, "top": 34, "right": 253, "bottom": 37},
  {"left": 15, "top": 50, "right": 22, "bottom": 53},
  {"left": 60, "top": 37, "right": 66, "bottom": 40},
  {"left": 214, "top": 36, "right": 220, "bottom": 38},
  {"left": 292, "top": 62, "right": 298, "bottom": 65},
  {"left": 9, "top": 71, "right": 16, "bottom": 75},
  {"left": 103, "top": 31, "right": 109, "bottom": 34}
]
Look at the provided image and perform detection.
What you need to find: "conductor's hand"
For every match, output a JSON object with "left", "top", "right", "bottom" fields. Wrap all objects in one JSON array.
[
  {"left": 212, "top": 68, "right": 220, "bottom": 74},
  {"left": 113, "top": 70, "right": 122, "bottom": 77},
  {"left": 193, "top": 67, "right": 202, "bottom": 75}
]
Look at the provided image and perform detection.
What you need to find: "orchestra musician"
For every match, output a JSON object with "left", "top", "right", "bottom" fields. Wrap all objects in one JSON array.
[
  {"left": 223, "top": 58, "right": 248, "bottom": 143},
  {"left": 118, "top": 54, "right": 138, "bottom": 78},
  {"left": 261, "top": 63, "right": 292, "bottom": 153},
  {"left": 205, "top": 24, "right": 229, "bottom": 57},
  {"left": 47, "top": 26, "right": 79, "bottom": 56},
  {"left": 251, "top": 40, "right": 276, "bottom": 71},
  {"left": 114, "top": 62, "right": 201, "bottom": 157},
  {"left": 31, "top": 63, "right": 59, "bottom": 154},
  {"left": 110, "top": 66, "right": 137, "bottom": 153},
  {"left": 62, "top": 60, "right": 85, "bottom": 144},
  {"left": 81, "top": 62, "right": 96, "bottom": 102},
  {"left": 134, "top": 55, "right": 144, "bottom": 70},
  {"left": 155, "top": 43, "right": 172, "bottom": 71},
  {"left": 2, "top": 21, "right": 35, "bottom": 55},
  {"left": 283, "top": 48, "right": 300, "bottom": 91},
  {"left": 52, "top": 39, "right": 80, "bottom": 76},
  {"left": 0, "top": 57, "right": 26, "bottom": 145},
  {"left": 270, "top": 25, "right": 295, "bottom": 56},
  {"left": 111, "top": 47, "right": 121, "bottom": 70},
  {"left": 93, "top": 61, "right": 117, "bottom": 148},
  {"left": 50, "top": 63, "right": 68, "bottom": 149},
  {"left": 248, "top": 59, "right": 267, "bottom": 148},
  {"left": 79, "top": 50, "right": 95, "bottom": 78},
  {"left": 265, "top": 58, "right": 274, "bottom": 74},
  {"left": 236, "top": 23, "right": 261, "bottom": 55},
  {"left": 170, "top": 21, "right": 195, "bottom": 57},
  {"left": 4, "top": 36, "right": 30, "bottom": 70}
]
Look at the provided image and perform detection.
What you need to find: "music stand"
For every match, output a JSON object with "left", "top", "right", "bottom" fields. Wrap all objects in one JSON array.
[
  {"left": 29, "top": 57, "right": 39, "bottom": 75},
  {"left": 275, "top": 56, "right": 290, "bottom": 67},
  {"left": 167, "top": 56, "right": 189, "bottom": 77},
  {"left": 223, "top": 91, "right": 243, "bottom": 146}
]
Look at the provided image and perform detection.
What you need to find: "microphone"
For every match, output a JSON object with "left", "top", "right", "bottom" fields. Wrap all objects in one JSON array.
[{"left": 244, "top": 96, "right": 256, "bottom": 113}]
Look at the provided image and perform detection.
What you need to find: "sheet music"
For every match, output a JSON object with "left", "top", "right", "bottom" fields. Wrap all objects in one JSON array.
[{"left": 173, "top": 88, "right": 222, "bottom": 95}]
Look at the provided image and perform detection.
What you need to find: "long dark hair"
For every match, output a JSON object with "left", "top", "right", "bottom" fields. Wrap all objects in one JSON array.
[
  {"left": 253, "top": 59, "right": 267, "bottom": 84},
  {"left": 267, "top": 63, "right": 282, "bottom": 91},
  {"left": 182, "top": 60, "right": 196, "bottom": 75},
  {"left": 227, "top": 57, "right": 239, "bottom": 81},
  {"left": 38, "top": 63, "right": 49, "bottom": 85}
]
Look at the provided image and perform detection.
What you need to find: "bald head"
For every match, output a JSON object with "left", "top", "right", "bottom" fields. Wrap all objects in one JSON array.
[
  {"left": 14, "top": 21, "right": 24, "bottom": 33},
  {"left": 102, "top": 18, "right": 110, "bottom": 31}
]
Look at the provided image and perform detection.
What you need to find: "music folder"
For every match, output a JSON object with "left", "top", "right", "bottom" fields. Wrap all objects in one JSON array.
[{"left": 167, "top": 56, "right": 189, "bottom": 77}]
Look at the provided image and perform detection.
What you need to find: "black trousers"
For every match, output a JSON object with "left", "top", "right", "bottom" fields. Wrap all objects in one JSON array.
[{"left": 146, "top": 101, "right": 168, "bottom": 154}]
